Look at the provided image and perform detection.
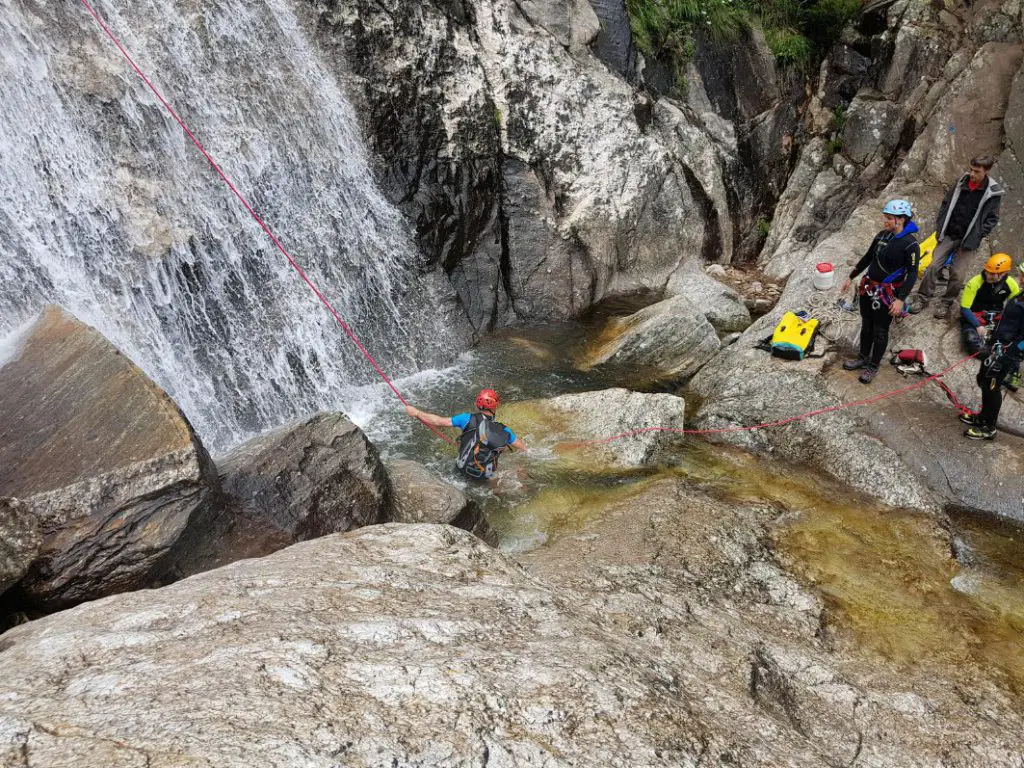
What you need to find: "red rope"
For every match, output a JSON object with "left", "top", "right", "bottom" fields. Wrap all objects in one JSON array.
[
  {"left": 76, "top": 1, "right": 980, "bottom": 452},
  {"left": 573, "top": 353, "right": 979, "bottom": 446},
  {"left": 78, "top": 0, "right": 454, "bottom": 444}
]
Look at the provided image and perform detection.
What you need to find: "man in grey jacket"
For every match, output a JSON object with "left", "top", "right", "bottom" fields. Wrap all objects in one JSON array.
[{"left": 913, "top": 155, "right": 1004, "bottom": 318}]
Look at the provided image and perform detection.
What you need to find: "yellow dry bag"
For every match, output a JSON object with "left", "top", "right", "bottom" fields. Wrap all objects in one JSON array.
[
  {"left": 769, "top": 311, "right": 820, "bottom": 360},
  {"left": 917, "top": 231, "right": 938, "bottom": 278}
]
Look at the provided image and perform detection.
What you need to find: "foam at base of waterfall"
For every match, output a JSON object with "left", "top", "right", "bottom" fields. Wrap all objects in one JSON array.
[{"left": 0, "top": 319, "right": 36, "bottom": 369}]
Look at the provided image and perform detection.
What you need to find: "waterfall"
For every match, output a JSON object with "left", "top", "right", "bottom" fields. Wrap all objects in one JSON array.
[{"left": 0, "top": 0, "right": 466, "bottom": 454}]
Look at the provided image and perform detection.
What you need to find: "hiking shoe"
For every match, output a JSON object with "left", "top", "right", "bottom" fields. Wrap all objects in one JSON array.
[
  {"left": 843, "top": 356, "right": 870, "bottom": 371},
  {"left": 964, "top": 425, "right": 996, "bottom": 440},
  {"left": 907, "top": 296, "right": 927, "bottom": 315},
  {"left": 858, "top": 365, "right": 879, "bottom": 384},
  {"left": 933, "top": 299, "right": 953, "bottom": 320},
  {"left": 959, "top": 412, "right": 979, "bottom": 425}
]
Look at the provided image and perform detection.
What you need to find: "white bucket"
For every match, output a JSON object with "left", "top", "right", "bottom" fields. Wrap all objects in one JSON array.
[{"left": 813, "top": 262, "right": 835, "bottom": 290}]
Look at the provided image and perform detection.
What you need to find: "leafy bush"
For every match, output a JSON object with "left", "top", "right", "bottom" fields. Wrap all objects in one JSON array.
[
  {"left": 764, "top": 26, "right": 814, "bottom": 67},
  {"left": 627, "top": 0, "right": 750, "bottom": 61},
  {"left": 627, "top": 0, "right": 863, "bottom": 82}
]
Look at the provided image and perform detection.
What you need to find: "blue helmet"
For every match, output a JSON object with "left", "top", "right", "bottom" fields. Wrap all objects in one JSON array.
[{"left": 882, "top": 199, "right": 913, "bottom": 218}]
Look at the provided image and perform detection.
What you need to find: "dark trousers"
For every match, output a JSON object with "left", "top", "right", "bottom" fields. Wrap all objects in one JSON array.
[
  {"left": 918, "top": 238, "right": 972, "bottom": 299},
  {"left": 858, "top": 293, "right": 893, "bottom": 367},
  {"left": 977, "top": 365, "right": 1003, "bottom": 428}
]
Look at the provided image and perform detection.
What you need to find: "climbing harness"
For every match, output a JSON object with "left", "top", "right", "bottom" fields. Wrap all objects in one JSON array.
[
  {"left": 976, "top": 310, "right": 1002, "bottom": 346},
  {"left": 455, "top": 414, "right": 512, "bottom": 479},
  {"left": 860, "top": 273, "right": 907, "bottom": 313},
  {"left": 984, "top": 341, "right": 1005, "bottom": 370}
]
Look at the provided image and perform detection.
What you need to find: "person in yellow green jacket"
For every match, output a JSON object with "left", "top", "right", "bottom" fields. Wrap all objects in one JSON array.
[{"left": 958, "top": 253, "right": 1020, "bottom": 353}]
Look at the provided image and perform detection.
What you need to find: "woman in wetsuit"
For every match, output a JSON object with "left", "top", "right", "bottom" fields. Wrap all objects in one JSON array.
[{"left": 840, "top": 199, "right": 921, "bottom": 384}]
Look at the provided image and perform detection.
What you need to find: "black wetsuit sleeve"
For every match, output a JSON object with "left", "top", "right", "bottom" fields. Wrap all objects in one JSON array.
[
  {"left": 994, "top": 301, "right": 1024, "bottom": 352},
  {"left": 894, "top": 241, "right": 920, "bottom": 300},
  {"left": 849, "top": 234, "right": 880, "bottom": 279}
]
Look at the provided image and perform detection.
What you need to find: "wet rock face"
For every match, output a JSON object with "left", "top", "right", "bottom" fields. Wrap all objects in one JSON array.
[
  {"left": 313, "top": 0, "right": 731, "bottom": 328},
  {"left": 0, "top": 499, "right": 40, "bottom": 598},
  {"left": 170, "top": 412, "right": 391, "bottom": 577},
  {"left": 512, "top": 0, "right": 600, "bottom": 52},
  {"left": 588, "top": 0, "right": 638, "bottom": 81},
  {"left": 686, "top": 29, "right": 803, "bottom": 261},
  {"left": 577, "top": 295, "right": 722, "bottom": 387},
  {"left": 386, "top": 459, "right": 498, "bottom": 545},
  {"left": 993, "top": 66, "right": 1024, "bottom": 255},
  {"left": 314, "top": 0, "right": 509, "bottom": 330},
  {"left": 0, "top": 307, "right": 219, "bottom": 610}
]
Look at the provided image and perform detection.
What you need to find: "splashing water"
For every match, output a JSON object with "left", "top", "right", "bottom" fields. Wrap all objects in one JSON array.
[{"left": 0, "top": 0, "right": 466, "bottom": 453}]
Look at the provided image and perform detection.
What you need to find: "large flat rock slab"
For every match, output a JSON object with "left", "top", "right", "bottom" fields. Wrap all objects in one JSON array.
[
  {"left": 0, "top": 307, "right": 218, "bottom": 609},
  {"left": 504, "top": 388, "right": 686, "bottom": 468},
  {"left": 0, "top": 308, "right": 198, "bottom": 497},
  {"left": 0, "top": 525, "right": 724, "bottom": 767}
]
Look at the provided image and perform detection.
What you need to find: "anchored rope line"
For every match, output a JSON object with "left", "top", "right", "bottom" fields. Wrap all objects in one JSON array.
[
  {"left": 78, "top": 0, "right": 979, "bottom": 452},
  {"left": 78, "top": 0, "right": 454, "bottom": 444},
  {"left": 572, "top": 352, "right": 979, "bottom": 446}
]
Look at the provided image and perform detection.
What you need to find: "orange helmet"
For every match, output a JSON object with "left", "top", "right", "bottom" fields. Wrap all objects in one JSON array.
[
  {"left": 475, "top": 388, "right": 499, "bottom": 412},
  {"left": 984, "top": 253, "right": 1012, "bottom": 275}
]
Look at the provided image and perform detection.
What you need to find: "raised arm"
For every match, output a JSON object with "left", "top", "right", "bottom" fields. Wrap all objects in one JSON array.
[{"left": 405, "top": 404, "right": 453, "bottom": 429}]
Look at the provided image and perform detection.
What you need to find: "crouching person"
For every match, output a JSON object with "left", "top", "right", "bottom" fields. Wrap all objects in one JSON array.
[{"left": 959, "top": 254, "right": 1020, "bottom": 354}]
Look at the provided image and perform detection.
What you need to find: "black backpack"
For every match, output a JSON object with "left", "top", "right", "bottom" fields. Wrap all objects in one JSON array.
[{"left": 455, "top": 413, "right": 511, "bottom": 479}]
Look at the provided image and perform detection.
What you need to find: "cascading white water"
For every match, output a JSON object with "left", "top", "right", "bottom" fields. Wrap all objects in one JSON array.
[{"left": 0, "top": 0, "right": 466, "bottom": 454}]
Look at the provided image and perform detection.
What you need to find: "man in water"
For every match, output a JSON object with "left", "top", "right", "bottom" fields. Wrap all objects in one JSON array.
[{"left": 405, "top": 388, "right": 526, "bottom": 480}]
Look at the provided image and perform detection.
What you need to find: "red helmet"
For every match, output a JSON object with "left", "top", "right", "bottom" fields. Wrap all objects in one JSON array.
[{"left": 475, "top": 388, "right": 499, "bottom": 411}]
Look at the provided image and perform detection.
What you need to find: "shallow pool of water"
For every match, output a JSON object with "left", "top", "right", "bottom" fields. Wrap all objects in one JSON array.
[{"left": 349, "top": 323, "right": 1024, "bottom": 693}]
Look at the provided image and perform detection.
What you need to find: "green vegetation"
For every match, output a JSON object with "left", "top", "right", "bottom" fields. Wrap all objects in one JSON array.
[
  {"left": 763, "top": 26, "right": 814, "bottom": 66},
  {"left": 825, "top": 104, "right": 846, "bottom": 156},
  {"left": 831, "top": 103, "right": 847, "bottom": 132},
  {"left": 626, "top": 0, "right": 862, "bottom": 90},
  {"left": 756, "top": 217, "right": 772, "bottom": 237}
]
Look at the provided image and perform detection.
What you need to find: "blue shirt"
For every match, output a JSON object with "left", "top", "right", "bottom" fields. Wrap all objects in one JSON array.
[{"left": 451, "top": 413, "right": 517, "bottom": 444}]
